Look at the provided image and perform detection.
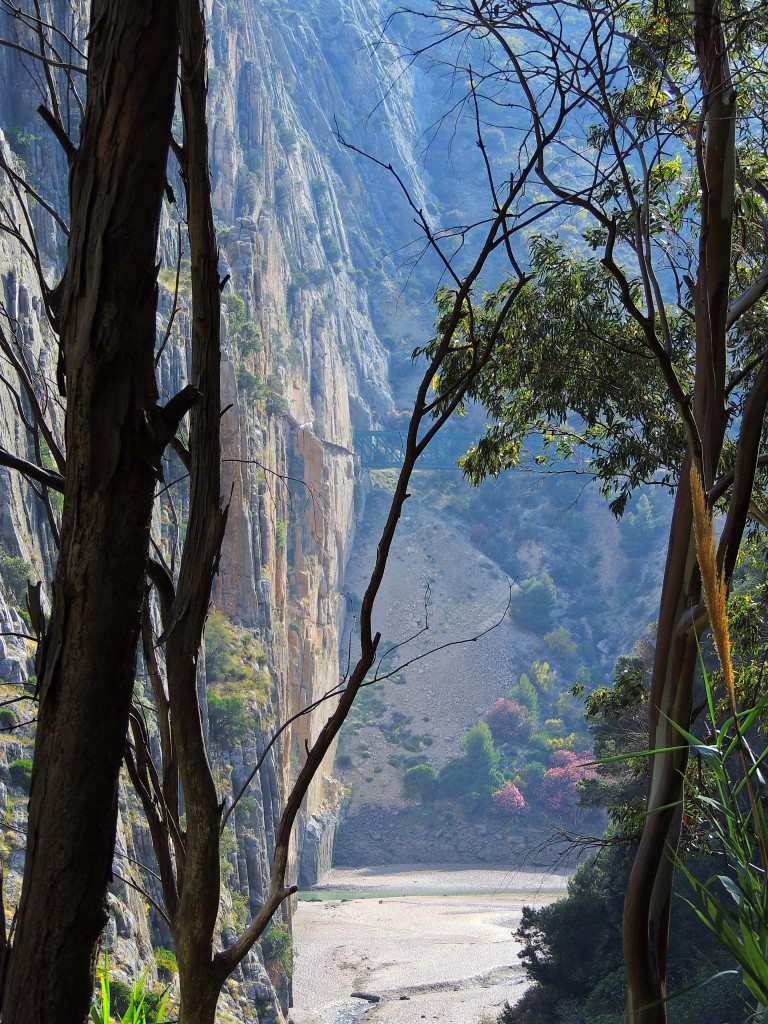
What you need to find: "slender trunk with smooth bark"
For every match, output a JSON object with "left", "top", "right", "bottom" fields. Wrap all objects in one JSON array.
[{"left": 623, "top": 1, "right": 741, "bottom": 1017}]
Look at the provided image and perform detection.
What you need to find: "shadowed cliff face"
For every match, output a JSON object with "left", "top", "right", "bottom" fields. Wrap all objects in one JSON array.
[{"left": 0, "top": 0, "right": 433, "bottom": 1019}]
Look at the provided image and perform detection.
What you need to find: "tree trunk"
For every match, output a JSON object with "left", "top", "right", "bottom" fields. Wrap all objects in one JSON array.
[
  {"left": 167, "top": 2, "right": 228, "bottom": 1020},
  {"left": 623, "top": 0, "right": 740, "bottom": 1018},
  {"left": 1, "top": 4, "right": 178, "bottom": 1021},
  {"left": 623, "top": 471, "right": 700, "bottom": 1023}
]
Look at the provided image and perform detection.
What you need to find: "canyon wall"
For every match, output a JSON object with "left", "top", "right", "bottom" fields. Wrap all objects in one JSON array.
[{"left": 0, "top": 1, "right": 430, "bottom": 1020}]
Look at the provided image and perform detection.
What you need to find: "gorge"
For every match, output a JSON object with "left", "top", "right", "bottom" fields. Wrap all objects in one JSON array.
[{"left": 0, "top": 2, "right": 758, "bottom": 1024}]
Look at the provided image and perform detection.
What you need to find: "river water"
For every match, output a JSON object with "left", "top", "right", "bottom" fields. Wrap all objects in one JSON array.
[{"left": 289, "top": 866, "right": 568, "bottom": 1024}]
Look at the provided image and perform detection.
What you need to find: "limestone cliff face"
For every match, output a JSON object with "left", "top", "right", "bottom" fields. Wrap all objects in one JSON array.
[
  {"left": 203, "top": 0, "right": 412, "bottom": 864},
  {"left": 0, "top": 0, "right": 426, "bottom": 1020}
]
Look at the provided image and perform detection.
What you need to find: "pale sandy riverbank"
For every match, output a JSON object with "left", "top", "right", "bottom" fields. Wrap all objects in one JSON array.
[{"left": 290, "top": 866, "right": 568, "bottom": 1024}]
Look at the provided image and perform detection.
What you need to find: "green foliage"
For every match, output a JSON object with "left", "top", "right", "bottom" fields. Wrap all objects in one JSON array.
[
  {"left": 236, "top": 365, "right": 263, "bottom": 397},
  {"left": 618, "top": 492, "right": 658, "bottom": 555},
  {"left": 229, "top": 891, "right": 249, "bottom": 929},
  {"left": 306, "top": 266, "right": 330, "bottom": 287},
  {"left": 204, "top": 609, "right": 268, "bottom": 744},
  {"left": 207, "top": 692, "right": 248, "bottom": 744},
  {"left": 205, "top": 609, "right": 264, "bottom": 686},
  {"left": 516, "top": 854, "right": 626, "bottom": 1000},
  {"left": 0, "top": 548, "right": 34, "bottom": 605},
  {"left": 266, "top": 387, "right": 289, "bottom": 416},
  {"left": 9, "top": 758, "right": 32, "bottom": 793},
  {"left": 157, "top": 265, "right": 192, "bottom": 299},
  {"left": 579, "top": 656, "right": 649, "bottom": 839},
  {"left": 545, "top": 627, "right": 578, "bottom": 667},
  {"left": 262, "top": 924, "right": 292, "bottom": 974},
  {"left": 0, "top": 708, "right": 17, "bottom": 730},
  {"left": 583, "top": 967, "right": 625, "bottom": 1020},
  {"left": 91, "top": 951, "right": 169, "bottom": 1024},
  {"left": 277, "top": 125, "right": 298, "bottom": 151},
  {"left": 673, "top": 669, "right": 768, "bottom": 1011},
  {"left": 505, "top": 850, "right": 741, "bottom": 1024},
  {"left": 224, "top": 291, "right": 247, "bottom": 331},
  {"left": 320, "top": 231, "right": 342, "bottom": 266},
  {"left": 428, "top": 252, "right": 685, "bottom": 518},
  {"left": 510, "top": 676, "right": 539, "bottom": 728},
  {"left": 240, "top": 321, "right": 263, "bottom": 354},
  {"left": 462, "top": 721, "right": 499, "bottom": 768},
  {"left": 382, "top": 710, "right": 432, "bottom": 752},
  {"left": 439, "top": 722, "right": 500, "bottom": 802},
  {"left": 275, "top": 518, "right": 287, "bottom": 551},
  {"left": 528, "top": 660, "right": 557, "bottom": 694},
  {"left": 402, "top": 763, "right": 438, "bottom": 802},
  {"left": 519, "top": 760, "right": 546, "bottom": 791},
  {"left": 510, "top": 573, "right": 557, "bottom": 632},
  {"left": 153, "top": 949, "right": 177, "bottom": 982},
  {"left": 274, "top": 176, "right": 292, "bottom": 214}
]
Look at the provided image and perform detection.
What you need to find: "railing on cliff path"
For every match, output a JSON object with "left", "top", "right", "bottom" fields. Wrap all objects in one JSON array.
[{"left": 352, "top": 430, "right": 473, "bottom": 470}]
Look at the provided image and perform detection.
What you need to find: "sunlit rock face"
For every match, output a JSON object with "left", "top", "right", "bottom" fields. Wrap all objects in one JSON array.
[{"left": 0, "top": 0, "right": 430, "bottom": 1019}]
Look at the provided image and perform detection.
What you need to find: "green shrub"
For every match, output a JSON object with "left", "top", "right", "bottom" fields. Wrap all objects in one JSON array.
[
  {"left": 0, "top": 708, "right": 17, "bottom": 730},
  {"left": 262, "top": 924, "right": 292, "bottom": 974},
  {"left": 266, "top": 391, "right": 290, "bottom": 416},
  {"left": 519, "top": 760, "right": 546, "bottom": 791},
  {"left": 0, "top": 549, "right": 34, "bottom": 605},
  {"left": 9, "top": 758, "right": 32, "bottom": 793},
  {"left": 153, "top": 948, "right": 177, "bottom": 982},
  {"left": 545, "top": 626, "right": 578, "bottom": 666},
  {"left": 509, "top": 675, "right": 539, "bottom": 727},
  {"left": 277, "top": 125, "right": 298, "bottom": 151},
  {"left": 204, "top": 610, "right": 268, "bottom": 713},
  {"left": 240, "top": 321, "right": 263, "bottom": 354},
  {"left": 320, "top": 231, "right": 342, "bottom": 266},
  {"left": 307, "top": 266, "right": 330, "bottom": 287},
  {"left": 93, "top": 975, "right": 168, "bottom": 1022},
  {"left": 224, "top": 292, "right": 246, "bottom": 330},
  {"left": 510, "top": 572, "right": 557, "bottom": 632},
  {"left": 236, "top": 365, "right": 263, "bottom": 398},
  {"left": 230, "top": 891, "right": 248, "bottom": 929},
  {"left": 439, "top": 722, "right": 500, "bottom": 801},
  {"left": 207, "top": 692, "right": 248, "bottom": 744},
  {"left": 402, "top": 763, "right": 438, "bottom": 802},
  {"left": 108, "top": 978, "right": 168, "bottom": 1020},
  {"left": 109, "top": 978, "right": 134, "bottom": 1017},
  {"left": 275, "top": 519, "right": 287, "bottom": 551},
  {"left": 583, "top": 968, "right": 625, "bottom": 1021},
  {"left": 274, "top": 177, "right": 293, "bottom": 214}
]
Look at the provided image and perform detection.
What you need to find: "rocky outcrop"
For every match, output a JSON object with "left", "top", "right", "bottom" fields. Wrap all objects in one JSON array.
[{"left": 297, "top": 812, "right": 341, "bottom": 889}]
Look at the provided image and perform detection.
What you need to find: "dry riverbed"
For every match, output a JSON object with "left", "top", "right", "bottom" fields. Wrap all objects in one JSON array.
[{"left": 289, "top": 866, "right": 568, "bottom": 1024}]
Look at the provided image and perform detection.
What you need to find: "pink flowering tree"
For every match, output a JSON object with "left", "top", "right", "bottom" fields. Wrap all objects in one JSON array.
[
  {"left": 539, "top": 750, "right": 598, "bottom": 816},
  {"left": 491, "top": 781, "right": 527, "bottom": 815},
  {"left": 482, "top": 698, "right": 534, "bottom": 745}
]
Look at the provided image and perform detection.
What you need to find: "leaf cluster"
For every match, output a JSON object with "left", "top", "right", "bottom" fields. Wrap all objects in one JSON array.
[{"left": 427, "top": 240, "right": 689, "bottom": 516}]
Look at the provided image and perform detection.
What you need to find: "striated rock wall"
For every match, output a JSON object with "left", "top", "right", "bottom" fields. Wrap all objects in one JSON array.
[{"left": 0, "top": 0, "right": 430, "bottom": 1020}]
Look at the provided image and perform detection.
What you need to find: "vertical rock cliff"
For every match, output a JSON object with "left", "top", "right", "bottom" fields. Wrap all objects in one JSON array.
[{"left": 0, "top": 1, "right": 432, "bottom": 1020}]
